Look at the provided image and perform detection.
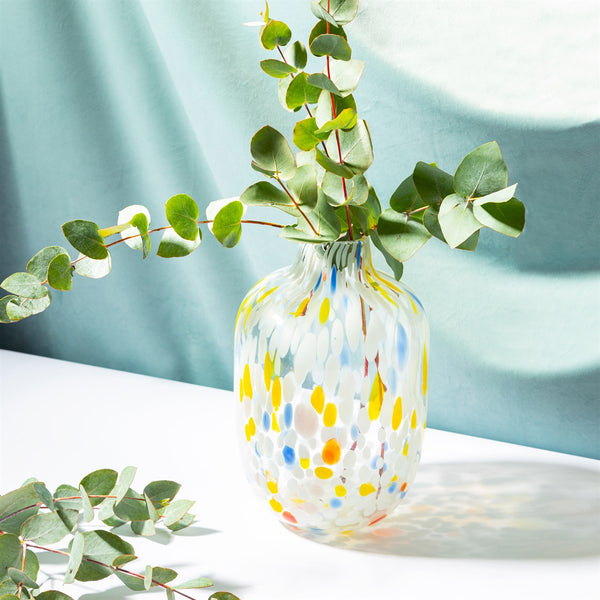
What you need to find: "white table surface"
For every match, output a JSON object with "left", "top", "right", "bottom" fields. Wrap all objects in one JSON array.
[{"left": 1, "top": 349, "right": 599, "bottom": 600}]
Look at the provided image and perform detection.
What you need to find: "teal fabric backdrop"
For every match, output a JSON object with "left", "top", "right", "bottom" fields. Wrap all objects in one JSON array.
[{"left": 1, "top": 0, "right": 598, "bottom": 458}]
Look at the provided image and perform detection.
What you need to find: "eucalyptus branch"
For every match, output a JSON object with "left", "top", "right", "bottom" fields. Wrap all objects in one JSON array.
[
  {"left": 0, "top": 468, "right": 239, "bottom": 600},
  {"left": 274, "top": 176, "right": 320, "bottom": 236}
]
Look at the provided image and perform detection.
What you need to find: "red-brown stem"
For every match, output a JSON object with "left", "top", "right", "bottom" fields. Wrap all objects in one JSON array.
[
  {"left": 21, "top": 541, "right": 198, "bottom": 600},
  {"left": 274, "top": 177, "right": 319, "bottom": 236},
  {"left": 326, "top": 11, "right": 354, "bottom": 239}
]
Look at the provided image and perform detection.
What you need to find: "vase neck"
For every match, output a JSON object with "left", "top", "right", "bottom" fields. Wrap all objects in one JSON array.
[{"left": 293, "top": 239, "right": 371, "bottom": 281}]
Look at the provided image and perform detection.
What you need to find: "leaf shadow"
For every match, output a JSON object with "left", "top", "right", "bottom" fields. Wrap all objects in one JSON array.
[{"left": 290, "top": 461, "right": 600, "bottom": 559}]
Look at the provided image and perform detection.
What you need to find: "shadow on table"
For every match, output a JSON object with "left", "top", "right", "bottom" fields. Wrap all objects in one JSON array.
[{"left": 293, "top": 461, "right": 600, "bottom": 560}]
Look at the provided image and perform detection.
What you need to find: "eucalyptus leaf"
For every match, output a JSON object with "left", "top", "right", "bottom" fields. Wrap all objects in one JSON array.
[
  {"left": 114, "top": 489, "right": 149, "bottom": 522},
  {"left": 74, "top": 252, "right": 112, "bottom": 279},
  {"left": 174, "top": 577, "right": 213, "bottom": 589},
  {"left": 438, "top": 194, "right": 483, "bottom": 248},
  {"left": 412, "top": 162, "right": 454, "bottom": 207},
  {"left": 1, "top": 273, "right": 48, "bottom": 299},
  {"left": 26, "top": 246, "right": 70, "bottom": 281},
  {"left": 284, "top": 41, "right": 307, "bottom": 69},
  {"left": 117, "top": 205, "right": 151, "bottom": 251},
  {"left": 324, "top": 119, "right": 373, "bottom": 174},
  {"left": 114, "top": 466, "right": 137, "bottom": 504},
  {"left": 212, "top": 200, "right": 244, "bottom": 248},
  {"left": 47, "top": 253, "right": 73, "bottom": 291},
  {"left": 390, "top": 175, "right": 426, "bottom": 214},
  {"left": 157, "top": 229, "right": 201, "bottom": 258},
  {"left": 165, "top": 194, "right": 200, "bottom": 242},
  {"left": 209, "top": 593, "right": 241, "bottom": 600},
  {"left": 285, "top": 72, "right": 321, "bottom": 110},
  {"left": 131, "top": 212, "right": 151, "bottom": 259},
  {"left": 454, "top": 141, "right": 508, "bottom": 198},
  {"left": 80, "top": 469, "right": 118, "bottom": 506},
  {"left": 315, "top": 107, "right": 357, "bottom": 135},
  {"left": 473, "top": 183, "right": 518, "bottom": 205},
  {"left": 36, "top": 592, "right": 75, "bottom": 600},
  {"left": 311, "top": 0, "right": 359, "bottom": 26},
  {"left": 260, "top": 59, "right": 297, "bottom": 78},
  {"left": 315, "top": 148, "right": 355, "bottom": 178},
  {"left": 277, "top": 75, "right": 295, "bottom": 113},
  {"left": 0, "top": 534, "right": 21, "bottom": 574},
  {"left": 33, "top": 483, "right": 55, "bottom": 512},
  {"left": 473, "top": 198, "right": 525, "bottom": 237},
  {"left": 161, "top": 499, "right": 195, "bottom": 527},
  {"left": 166, "top": 512, "right": 194, "bottom": 531},
  {"left": 370, "top": 232, "right": 404, "bottom": 281},
  {"left": 131, "top": 520, "right": 156, "bottom": 536},
  {"left": 20, "top": 511, "right": 74, "bottom": 545},
  {"left": 79, "top": 485, "right": 94, "bottom": 522},
  {"left": 64, "top": 532, "right": 84, "bottom": 585},
  {"left": 310, "top": 34, "right": 352, "bottom": 61},
  {"left": 53, "top": 485, "right": 81, "bottom": 510},
  {"left": 250, "top": 126, "right": 296, "bottom": 180},
  {"left": 260, "top": 20, "right": 292, "bottom": 50},
  {"left": 3, "top": 294, "right": 52, "bottom": 322},
  {"left": 315, "top": 89, "right": 356, "bottom": 128},
  {"left": 328, "top": 59, "right": 364, "bottom": 97},
  {"left": 241, "top": 181, "right": 297, "bottom": 215},
  {"left": 377, "top": 209, "right": 432, "bottom": 262},
  {"left": 293, "top": 117, "right": 329, "bottom": 151},
  {"left": 308, "top": 20, "right": 346, "bottom": 47},
  {"left": 62, "top": 220, "right": 108, "bottom": 260},
  {"left": 7, "top": 568, "right": 38, "bottom": 590},
  {"left": 0, "top": 483, "right": 40, "bottom": 535},
  {"left": 287, "top": 164, "right": 318, "bottom": 210},
  {"left": 144, "top": 481, "right": 181, "bottom": 508},
  {"left": 305, "top": 73, "right": 341, "bottom": 96},
  {"left": 80, "top": 530, "right": 135, "bottom": 565}
]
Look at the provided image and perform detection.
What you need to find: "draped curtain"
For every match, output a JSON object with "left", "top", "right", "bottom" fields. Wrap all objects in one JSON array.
[{"left": 1, "top": 0, "right": 598, "bottom": 457}]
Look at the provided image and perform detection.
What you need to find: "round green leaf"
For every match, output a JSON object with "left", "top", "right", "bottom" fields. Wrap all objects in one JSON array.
[
  {"left": 390, "top": 175, "right": 426, "bottom": 214},
  {"left": 293, "top": 117, "right": 329, "bottom": 151},
  {"left": 260, "top": 20, "right": 291, "bottom": 50},
  {"left": 310, "top": 34, "right": 352, "bottom": 61},
  {"left": 412, "top": 162, "right": 454, "bottom": 207},
  {"left": 438, "top": 194, "right": 483, "bottom": 248},
  {"left": 286, "top": 72, "right": 321, "bottom": 110},
  {"left": 1, "top": 273, "right": 48, "bottom": 299},
  {"left": 47, "top": 253, "right": 73, "bottom": 291},
  {"left": 74, "top": 252, "right": 112, "bottom": 279},
  {"left": 454, "top": 141, "right": 508, "bottom": 198},
  {"left": 315, "top": 89, "right": 356, "bottom": 128},
  {"left": 306, "top": 73, "right": 341, "bottom": 96},
  {"left": 0, "top": 533, "right": 21, "bottom": 573},
  {"left": 64, "top": 532, "right": 84, "bottom": 585},
  {"left": 79, "top": 469, "right": 118, "bottom": 506},
  {"left": 315, "top": 148, "right": 354, "bottom": 178},
  {"left": 473, "top": 197, "right": 525, "bottom": 237},
  {"left": 157, "top": 229, "right": 201, "bottom": 258},
  {"left": 241, "top": 181, "right": 294, "bottom": 213},
  {"left": 26, "top": 246, "right": 69, "bottom": 281},
  {"left": 0, "top": 293, "right": 51, "bottom": 322},
  {"left": 324, "top": 119, "right": 373, "bottom": 174},
  {"left": 174, "top": 577, "right": 213, "bottom": 590},
  {"left": 311, "top": 0, "right": 359, "bottom": 26},
  {"left": 377, "top": 208, "right": 432, "bottom": 262},
  {"left": 62, "top": 220, "right": 108, "bottom": 260},
  {"left": 284, "top": 41, "right": 307, "bottom": 69},
  {"left": 287, "top": 164, "right": 318, "bottom": 210},
  {"left": 473, "top": 183, "right": 518, "bottom": 205},
  {"left": 327, "top": 59, "right": 364, "bottom": 97},
  {"left": 308, "top": 20, "right": 346, "bottom": 47},
  {"left": 165, "top": 194, "right": 200, "bottom": 242},
  {"left": 250, "top": 126, "right": 296, "bottom": 180},
  {"left": 36, "top": 593, "right": 75, "bottom": 600},
  {"left": 212, "top": 200, "right": 244, "bottom": 248},
  {"left": 260, "top": 59, "right": 297, "bottom": 78},
  {"left": 315, "top": 107, "right": 357, "bottom": 135},
  {"left": 117, "top": 204, "right": 151, "bottom": 250}
]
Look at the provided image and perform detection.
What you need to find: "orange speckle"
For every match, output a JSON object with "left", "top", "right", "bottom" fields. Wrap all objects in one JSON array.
[
  {"left": 282, "top": 511, "right": 297, "bottom": 524},
  {"left": 400, "top": 482, "right": 407, "bottom": 492},
  {"left": 322, "top": 438, "right": 341, "bottom": 465},
  {"left": 368, "top": 514, "right": 387, "bottom": 526}
]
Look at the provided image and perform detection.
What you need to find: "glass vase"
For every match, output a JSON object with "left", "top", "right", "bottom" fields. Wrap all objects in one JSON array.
[{"left": 234, "top": 238, "right": 429, "bottom": 533}]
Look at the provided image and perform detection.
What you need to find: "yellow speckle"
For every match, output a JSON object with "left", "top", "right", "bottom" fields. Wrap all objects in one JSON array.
[
  {"left": 390, "top": 475, "right": 398, "bottom": 483},
  {"left": 411, "top": 409, "right": 417, "bottom": 429},
  {"left": 243, "top": 364, "right": 252, "bottom": 399},
  {"left": 272, "top": 412, "right": 280, "bottom": 432},
  {"left": 341, "top": 530, "right": 354, "bottom": 536},
  {"left": 315, "top": 467, "right": 333, "bottom": 480},
  {"left": 264, "top": 352, "right": 272, "bottom": 391},
  {"left": 257, "top": 286, "right": 278, "bottom": 304},
  {"left": 322, "top": 438, "right": 341, "bottom": 465},
  {"left": 267, "top": 480, "right": 278, "bottom": 494},
  {"left": 272, "top": 377, "right": 282, "bottom": 411},
  {"left": 323, "top": 403, "right": 337, "bottom": 427},
  {"left": 368, "top": 372, "right": 386, "bottom": 421},
  {"left": 392, "top": 396, "right": 403, "bottom": 430},
  {"left": 319, "top": 297, "right": 330, "bottom": 324},
  {"left": 244, "top": 417, "right": 256, "bottom": 442},
  {"left": 403, "top": 441, "right": 409, "bottom": 457},
  {"left": 423, "top": 419, "right": 427, "bottom": 429},
  {"left": 294, "top": 297, "right": 310, "bottom": 317},
  {"left": 291, "top": 497, "right": 306, "bottom": 505},
  {"left": 409, "top": 296, "right": 418, "bottom": 315},
  {"left": 334, "top": 485, "right": 347, "bottom": 497},
  {"left": 269, "top": 498, "right": 283, "bottom": 513},
  {"left": 311, "top": 386, "right": 325, "bottom": 414},
  {"left": 359, "top": 483, "right": 376, "bottom": 496},
  {"left": 300, "top": 458, "right": 310, "bottom": 469},
  {"left": 422, "top": 346, "right": 428, "bottom": 396},
  {"left": 239, "top": 379, "right": 244, "bottom": 402}
]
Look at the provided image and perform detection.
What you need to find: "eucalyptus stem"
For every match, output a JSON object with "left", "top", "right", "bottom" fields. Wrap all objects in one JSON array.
[{"left": 274, "top": 176, "right": 319, "bottom": 236}]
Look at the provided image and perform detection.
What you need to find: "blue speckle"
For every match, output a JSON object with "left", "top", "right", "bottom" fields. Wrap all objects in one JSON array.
[
  {"left": 343, "top": 296, "right": 348, "bottom": 310},
  {"left": 283, "top": 445, "right": 295, "bottom": 465},
  {"left": 400, "top": 491, "right": 407, "bottom": 499},
  {"left": 388, "top": 482, "right": 397, "bottom": 493},
  {"left": 330, "top": 498, "right": 342, "bottom": 509},
  {"left": 254, "top": 442, "right": 260, "bottom": 458},
  {"left": 331, "top": 265, "right": 337, "bottom": 292},
  {"left": 340, "top": 345, "right": 351, "bottom": 367},
  {"left": 407, "top": 290, "right": 424, "bottom": 311},
  {"left": 356, "top": 241, "right": 362, "bottom": 267},
  {"left": 371, "top": 456, "right": 379, "bottom": 469},
  {"left": 351, "top": 424, "right": 359, "bottom": 440},
  {"left": 284, "top": 404, "right": 293, "bottom": 428},
  {"left": 384, "top": 442, "right": 389, "bottom": 452},
  {"left": 314, "top": 272, "right": 322, "bottom": 292},
  {"left": 262, "top": 411, "right": 271, "bottom": 431},
  {"left": 397, "top": 325, "right": 407, "bottom": 367}
]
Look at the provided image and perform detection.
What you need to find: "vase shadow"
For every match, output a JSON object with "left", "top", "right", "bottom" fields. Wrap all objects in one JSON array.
[{"left": 291, "top": 461, "right": 600, "bottom": 560}]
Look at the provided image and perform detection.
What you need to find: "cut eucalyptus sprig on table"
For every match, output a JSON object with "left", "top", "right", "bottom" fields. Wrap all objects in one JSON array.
[
  {"left": 0, "top": 0, "right": 525, "bottom": 324},
  {"left": 0, "top": 467, "right": 238, "bottom": 600}
]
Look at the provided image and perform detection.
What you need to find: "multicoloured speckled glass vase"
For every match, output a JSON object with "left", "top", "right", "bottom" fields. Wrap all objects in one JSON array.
[{"left": 234, "top": 238, "right": 429, "bottom": 533}]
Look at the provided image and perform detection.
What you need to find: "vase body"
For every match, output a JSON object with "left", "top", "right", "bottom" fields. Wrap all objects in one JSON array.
[{"left": 234, "top": 239, "right": 429, "bottom": 533}]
